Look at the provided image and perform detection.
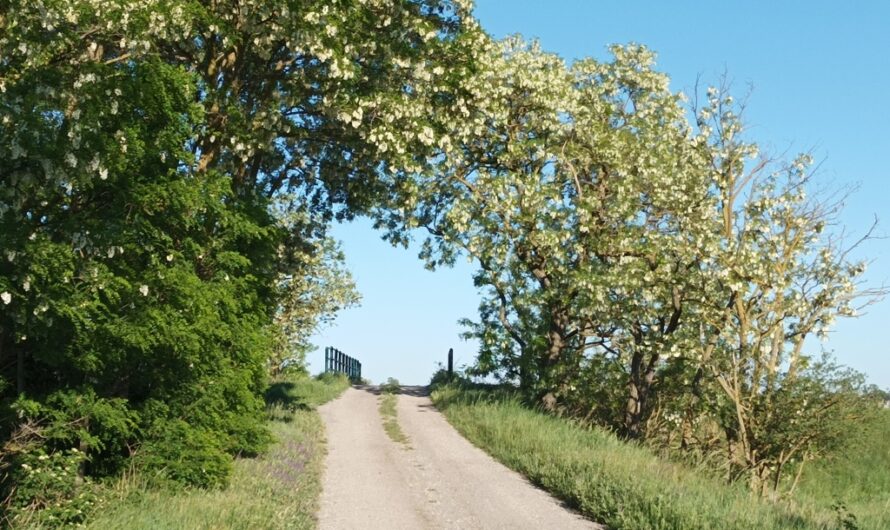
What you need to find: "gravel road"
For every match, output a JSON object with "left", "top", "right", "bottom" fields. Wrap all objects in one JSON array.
[{"left": 317, "top": 386, "right": 599, "bottom": 529}]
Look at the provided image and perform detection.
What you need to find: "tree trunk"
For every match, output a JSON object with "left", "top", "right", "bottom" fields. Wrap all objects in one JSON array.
[
  {"left": 539, "top": 311, "right": 567, "bottom": 412},
  {"left": 540, "top": 330, "right": 563, "bottom": 412},
  {"left": 75, "top": 418, "right": 90, "bottom": 487},
  {"left": 625, "top": 363, "right": 643, "bottom": 438},
  {"left": 624, "top": 350, "right": 659, "bottom": 439}
]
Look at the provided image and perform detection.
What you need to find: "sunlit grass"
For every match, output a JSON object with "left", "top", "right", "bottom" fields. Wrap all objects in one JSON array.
[
  {"left": 379, "top": 392, "right": 410, "bottom": 447},
  {"left": 84, "top": 373, "right": 351, "bottom": 530},
  {"left": 795, "top": 408, "right": 890, "bottom": 529},
  {"left": 431, "top": 385, "right": 869, "bottom": 530}
]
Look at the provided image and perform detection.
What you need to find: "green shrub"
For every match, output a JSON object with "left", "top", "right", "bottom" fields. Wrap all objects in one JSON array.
[
  {"left": 135, "top": 420, "right": 232, "bottom": 489},
  {"left": 2, "top": 447, "right": 100, "bottom": 528},
  {"left": 84, "top": 372, "right": 353, "bottom": 529},
  {"left": 429, "top": 367, "right": 472, "bottom": 390},
  {"left": 381, "top": 377, "right": 401, "bottom": 394}
]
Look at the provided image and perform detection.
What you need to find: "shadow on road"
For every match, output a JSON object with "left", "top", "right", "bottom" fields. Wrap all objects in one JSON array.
[{"left": 355, "top": 385, "right": 430, "bottom": 397}]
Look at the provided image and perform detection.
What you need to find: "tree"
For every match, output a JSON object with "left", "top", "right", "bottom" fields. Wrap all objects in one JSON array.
[
  {"left": 1, "top": 0, "right": 478, "bottom": 522},
  {"left": 677, "top": 85, "right": 885, "bottom": 493},
  {"left": 379, "top": 38, "right": 713, "bottom": 428},
  {"left": 271, "top": 202, "right": 360, "bottom": 373}
]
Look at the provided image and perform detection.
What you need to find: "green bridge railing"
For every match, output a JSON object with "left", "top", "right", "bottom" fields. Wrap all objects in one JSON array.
[{"left": 324, "top": 346, "right": 361, "bottom": 380}]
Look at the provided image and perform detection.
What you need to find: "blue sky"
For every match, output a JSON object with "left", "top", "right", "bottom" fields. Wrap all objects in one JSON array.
[{"left": 309, "top": 1, "right": 890, "bottom": 387}]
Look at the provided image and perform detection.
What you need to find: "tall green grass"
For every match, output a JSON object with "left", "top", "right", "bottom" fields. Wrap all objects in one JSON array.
[
  {"left": 795, "top": 409, "right": 890, "bottom": 529},
  {"left": 431, "top": 385, "right": 867, "bottom": 530},
  {"left": 83, "top": 373, "right": 351, "bottom": 530}
]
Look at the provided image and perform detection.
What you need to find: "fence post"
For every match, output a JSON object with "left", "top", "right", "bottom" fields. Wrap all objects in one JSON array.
[{"left": 448, "top": 347, "right": 453, "bottom": 376}]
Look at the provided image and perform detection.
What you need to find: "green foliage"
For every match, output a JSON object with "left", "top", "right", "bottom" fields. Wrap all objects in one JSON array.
[
  {"left": 380, "top": 377, "right": 401, "bottom": 394},
  {"left": 84, "top": 372, "right": 350, "bottom": 530},
  {"left": 432, "top": 385, "right": 847, "bottom": 529},
  {"left": 0, "top": 389, "right": 136, "bottom": 526},
  {"left": 429, "top": 366, "right": 471, "bottom": 389},
  {"left": 794, "top": 409, "right": 890, "bottom": 529},
  {"left": 265, "top": 372, "right": 350, "bottom": 421},
  {"left": 135, "top": 420, "right": 233, "bottom": 490},
  {"left": 3, "top": 448, "right": 100, "bottom": 528},
  {"left": 8, "top": 389, "right": 138, "bottom": 470},
  {"left": 2, "top": 0, "right": 475, "bottom": 523},
  {"left": 381, "top": 30, "right": 883, "bottom": 496}
]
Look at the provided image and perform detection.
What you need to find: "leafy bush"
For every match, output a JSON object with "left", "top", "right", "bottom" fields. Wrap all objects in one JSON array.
[
  {"left": 135, "top": 420, "right": 233, "bottom": 490},
  {"left": 428, "top": 365, "right": 463, "bottom": 388},
  {"left": 2, "top": 447, "right": 100, "bottom": 527},
  {"left": 380, "top": 378, "right": 401, "bottom": 394}
]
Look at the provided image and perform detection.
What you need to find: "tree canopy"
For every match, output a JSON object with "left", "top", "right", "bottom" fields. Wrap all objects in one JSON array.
[{"left": 1, "top": 0, "right": 479, "bottom": 524}]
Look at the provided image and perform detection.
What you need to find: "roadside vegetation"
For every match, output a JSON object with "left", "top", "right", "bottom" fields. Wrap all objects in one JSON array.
[
  {"left": 3, "top": 0, "right": 886, "bottom": 527},
  {"left": 794, "top": 408, "right": 890, "bottom": 530},
  {"left": 432, "top": 383, "right": 890, "bottom": 530},
  {"left": 81, "top": 372, "right": 350, "bottom": 530},
  {"left": 379, "top": 378, "right": 410, "bottom": 447}
]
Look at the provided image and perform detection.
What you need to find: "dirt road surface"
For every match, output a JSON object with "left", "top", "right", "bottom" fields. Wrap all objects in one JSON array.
[{"left": 317, "top": 386, "right": 599, "bottom": 529}]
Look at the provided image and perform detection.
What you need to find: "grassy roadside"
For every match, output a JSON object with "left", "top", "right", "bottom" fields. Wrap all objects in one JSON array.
[
  {"left": 431, "top": 385, "right": 857, "bottom": 530},
  {"left": 84, "top": 373, "right": 351, "bottom": 530}
]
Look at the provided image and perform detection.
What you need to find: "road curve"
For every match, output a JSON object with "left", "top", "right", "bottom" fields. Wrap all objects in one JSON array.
[{"left": 317, "top": 386, "right": 599, "bottom": 530}]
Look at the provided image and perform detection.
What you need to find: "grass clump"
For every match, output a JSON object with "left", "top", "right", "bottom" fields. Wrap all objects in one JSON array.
[
  {"left": 82, "top": 373, "right": 350, "bottom": 530},
  {"left": 432, "top": 385, "right": 855, "bottom": 530},
  {"left": 378, "top": 378, "right": 410, "bottom": 447},
  {"left": 380, "top": 377, "right": 401, "bottom": 394}
]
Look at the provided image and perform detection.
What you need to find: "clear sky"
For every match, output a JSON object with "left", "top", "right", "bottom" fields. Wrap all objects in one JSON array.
[{"left": 309, "top": 1, "right": 890, "bottom": 388}]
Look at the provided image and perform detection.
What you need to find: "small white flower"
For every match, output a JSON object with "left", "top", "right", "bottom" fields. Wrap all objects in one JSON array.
[
  {"left": 166, "top": 254, "right": 173, "bottom": 262},
  {"left": 139, "top": 285, "right": 149, "bottom": 296},
  {"left": 1, "top": 292, "right": 11, "bottom": 304}
]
